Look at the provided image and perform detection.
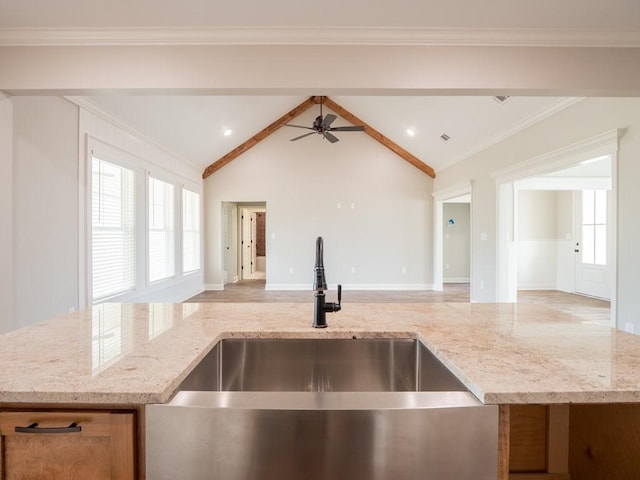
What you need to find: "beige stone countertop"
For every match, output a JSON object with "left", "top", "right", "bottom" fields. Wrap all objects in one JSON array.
[{"left": 0, "top": 302, "right": 639, "bottom": 405}]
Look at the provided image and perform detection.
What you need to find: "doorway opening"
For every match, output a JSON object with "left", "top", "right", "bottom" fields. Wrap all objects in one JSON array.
[
  {"left": 495, "top": 130, "right": 617, "bottom": 326},
  {"left": 221, "top": 202, "right": 267, "bottom": 286},
  {"left": 240, "top": 207, "right": 267, "bottom": 280},
  {"left": 433, "top": 182, "right": 472, "bottom": 297},
  {"left": 443, "top": 196, "right": 471, "bottom": 286}
]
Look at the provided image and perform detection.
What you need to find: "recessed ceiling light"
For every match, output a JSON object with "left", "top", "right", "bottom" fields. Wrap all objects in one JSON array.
[
  {"left": 223, "top": 129, "right": 233, "bottom": 137},
  {"left": 406, "top": 129, "right": 415, "bottom": 137}
]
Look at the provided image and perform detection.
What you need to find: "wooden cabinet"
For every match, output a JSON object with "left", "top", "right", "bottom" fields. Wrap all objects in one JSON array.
[
  {"left": 500, "top": 404, "right": 640, "bottom": 480},
  {"left": 0, "top": 410, "right": 135, "bottom": 480},
  {"left": 502, "top": 405, "right": 570, "bottom": 480}
]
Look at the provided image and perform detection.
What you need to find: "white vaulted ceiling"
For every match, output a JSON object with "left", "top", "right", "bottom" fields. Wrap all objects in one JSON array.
[
  {"left": 1, "top": 0, "right": 636, "bottom": 174},
  {"left": 83, "top": 94, "right": 575, "bottom": 173}
]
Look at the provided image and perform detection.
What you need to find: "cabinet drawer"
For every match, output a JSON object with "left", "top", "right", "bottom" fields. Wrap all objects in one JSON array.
[{"left": 0, "top": 411, "right": 135, "bottom": 480}]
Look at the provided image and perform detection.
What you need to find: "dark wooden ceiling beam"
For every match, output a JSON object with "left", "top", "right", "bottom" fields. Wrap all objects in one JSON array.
[
  {"left": 320, "top": 96, "right": 436, "bottom": 178},
  {"left": 202, "top": 95, "right": 435, "bottom": 179},
  {"left": 202, "top": 96, "right": 317, "bottom": 179}
]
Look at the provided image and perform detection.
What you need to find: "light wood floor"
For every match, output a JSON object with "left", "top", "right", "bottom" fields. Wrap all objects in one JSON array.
[{"left": 186, "top": 281, "right": 611, "bottom": 325}]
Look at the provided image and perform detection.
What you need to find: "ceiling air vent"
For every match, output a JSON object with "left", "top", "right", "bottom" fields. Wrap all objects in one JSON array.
[
  {"left": 492, "top": 95, "right": 511, "bottom": 104},
  {"left": 440, "top": 133, "right": 451, "bottom": 141}
]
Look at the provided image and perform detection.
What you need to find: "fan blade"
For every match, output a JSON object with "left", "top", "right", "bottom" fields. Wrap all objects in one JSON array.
[
  {"left": 322, "top": 114, "right": 337, "bottom": 127},
  {"left": 329, "top": 125, "right": 365, "bottom": 132},
  {"left": 323, "top": 132, "right": 340, "bottom": 143},
  {"left": 285, "top": 124, "right": 314, "bottom": 130},
  {"left": 290, "top": 132, "right": 316, "bottom": 141}
]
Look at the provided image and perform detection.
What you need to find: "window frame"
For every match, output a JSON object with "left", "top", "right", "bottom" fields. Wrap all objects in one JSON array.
[
  {"left": 182, "top": 188, "right": 202, "bottom": 275},
  {"left": 84, "top": 136, "right": 203, "bottom": 308},
  {"left": 90, "top": 154, "right": 137, "bottom": 302},
  {"left": 148, "top": 174, "right": 177, "bottom": 284}
]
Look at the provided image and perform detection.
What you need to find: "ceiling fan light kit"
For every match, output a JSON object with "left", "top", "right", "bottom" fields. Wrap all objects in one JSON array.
[{"left": 285, "top": 99, "right": 365, "bottom": 143}]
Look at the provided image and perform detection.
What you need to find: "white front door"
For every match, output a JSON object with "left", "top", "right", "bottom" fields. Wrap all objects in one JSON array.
[{"left": 575, "top": 189, "right": 610, "bottom": 299}]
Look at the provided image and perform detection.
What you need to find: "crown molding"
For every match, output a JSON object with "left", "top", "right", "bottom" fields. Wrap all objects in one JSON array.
[
  {"left": 66, "top": 95, "right": 202, "bottom": 174},
  {"left": 438, "top": 97, "right": 587, "bottom": 173},
  {"left": 514, "top": 176, "right": 611, "bottom": 190},
  {"left": 492, "top": 129, "right": 620, "bottom": 183},
  {"left": 1, "top": 26, "right": 640, "bottom": 47}
]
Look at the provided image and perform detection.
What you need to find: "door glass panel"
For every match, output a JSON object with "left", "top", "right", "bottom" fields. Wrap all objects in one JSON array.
[
  {"left": 580, "top": 189, "right": 607, "bottom": 266},
  {"left": 582, "top": 225, "right": 595, "bottom": 264},
  {"left": 582, "top": 190, "right": 595, "bottom": 225},
  {"left": 594, "top": 190, "right": 607, "bottom": 224},
  {"left": 595, "top": 225, "right": 607, "bottom": 265}
]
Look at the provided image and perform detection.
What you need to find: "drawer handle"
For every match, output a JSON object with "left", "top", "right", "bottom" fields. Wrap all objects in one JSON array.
[{"left": 15, "top": 422, "right": 82, "bottom": 434}]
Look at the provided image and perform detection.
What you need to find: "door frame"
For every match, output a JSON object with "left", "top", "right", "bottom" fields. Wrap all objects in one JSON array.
[
  {"left": 432, "top": 182, "right": 473, "bottom": 292},
  {"left": 238, "top": 205, "right": 266, "bottom": 280},
  {"left": 493, "top": 129, "right": 619, "bottom": 323}
]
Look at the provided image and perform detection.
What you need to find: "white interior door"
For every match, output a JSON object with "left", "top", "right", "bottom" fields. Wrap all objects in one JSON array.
[
  {"left": 251, "top": 212, "right": 257, "bottom": 273},
  {"left": 575, "top": 189, "right": 610, "bottom": 299},
  {"left": 222, "top": 203, "right": 230, "bottom": 283},
  {"left": 240, "top": 209, "right": 254, "bottom": 278}
]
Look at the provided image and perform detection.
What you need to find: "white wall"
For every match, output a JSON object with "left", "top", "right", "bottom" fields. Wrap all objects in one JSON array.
[
  {"left": 443, "top": 203, "right": 470, "bottom": 282},
  {"left": 517, "top": 190, "right": 559, "bottom": 289},
  {"left": 204, "top": 108, "right": 433, "bottom": 290},
  {"left": 12, "top": 96, "right": 79, "bottom": 329},
  {"left": 0, "top": 94, "right": 13, "bottom": 333},
  {"left": 436, "top": 97, "right": 640, "bottom": 331},
  {"left": 617, "top": 122, "right": 640, "bottom": 331}
]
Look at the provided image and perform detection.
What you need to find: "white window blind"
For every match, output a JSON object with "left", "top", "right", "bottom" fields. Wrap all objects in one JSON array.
[
  {"left": 91, "top": 156, "right": 135, "bottom": 302},
  {"left": 149, "top": 177, "right": 175, "bottom": 282},
  {"left": 183, "top": 189, "right": 201, "bottom": 273}
]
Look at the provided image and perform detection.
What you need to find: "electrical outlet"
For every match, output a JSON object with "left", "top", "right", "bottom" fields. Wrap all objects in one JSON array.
[
  {"left": 402, "top": 267, "right": 407, "bottom": 274},
  {"left": 480, "top": 280, "right": 485, "bottom": 289},
  {"left": 625, "top": 323, "right": 635, "bottom": 334},
  {"left": 351, "top": 267, "right": 356, "bottom": 274},
  {"left": 445, "top": 263, "right": 450, "bottom": 270},
  {"left": 289, "top": 267, "right": 294, "bottom": 274}
]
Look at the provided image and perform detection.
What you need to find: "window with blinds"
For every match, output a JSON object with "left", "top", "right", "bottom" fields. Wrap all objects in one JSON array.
[
  {"left": 91, "top": 156, "right": 135, "bottom": 302},
  {"left": 183, "top": 189, "right": 201, "bottom": 273},
  {"left": 149, "top": 177, "right": 175, "bottom": 282}
]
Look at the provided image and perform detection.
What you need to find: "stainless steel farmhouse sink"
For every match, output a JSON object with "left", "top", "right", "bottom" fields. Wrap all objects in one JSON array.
[{"left": 146, "top": 338, "right": 498, "bottom": 479}]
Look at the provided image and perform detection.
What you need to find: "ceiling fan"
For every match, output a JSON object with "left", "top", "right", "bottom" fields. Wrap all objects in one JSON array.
[{"left": 285, "top": 101, "right": 365, "bottom": 143}]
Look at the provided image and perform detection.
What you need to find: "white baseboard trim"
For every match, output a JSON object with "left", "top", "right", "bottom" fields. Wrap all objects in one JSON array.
[
  {"left": 205, "top": 284, "right": 224, "bottom": 291},
  {"left": 443, "top": 277, "right": 470, "bottom": 283},
  {"left": 266, "top": 283, "right": 433, "bottom": 291},
  {"left": 518, "top": 284, "right": 558, "bottom": 291}
]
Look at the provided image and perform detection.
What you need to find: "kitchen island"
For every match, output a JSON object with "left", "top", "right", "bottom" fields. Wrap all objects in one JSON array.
[{"left": 1, "top": 302, "right": 639, "bottom": 479}]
